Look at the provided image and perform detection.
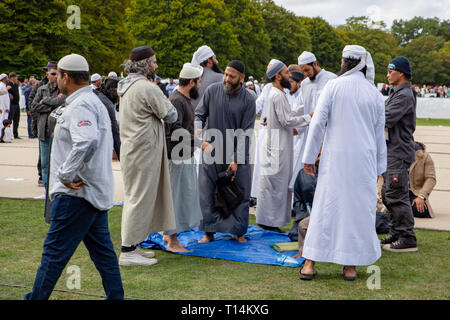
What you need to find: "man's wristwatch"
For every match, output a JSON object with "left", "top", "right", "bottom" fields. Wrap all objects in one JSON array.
[{"left": 418, "top": 194, "right": 426, "bottom": 200}]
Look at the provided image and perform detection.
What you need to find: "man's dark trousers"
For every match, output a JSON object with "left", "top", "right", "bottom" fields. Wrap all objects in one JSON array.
[
  {"left": 381, "top": 156, "right": 417, "bottom": 246},
  {"left": 8, "top": 103, "right": 20, "bottom": 138},
  {"left": 24, "top": 195, "right": 124, "bottom": 300}
]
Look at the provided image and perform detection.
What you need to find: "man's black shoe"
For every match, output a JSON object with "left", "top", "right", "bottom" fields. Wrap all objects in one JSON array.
[
  {"left": 380, "top": 234, "right": 398, "bottom": 245},
  {"left": 383, "top": 240, "right": 418, "bottom": 252}
]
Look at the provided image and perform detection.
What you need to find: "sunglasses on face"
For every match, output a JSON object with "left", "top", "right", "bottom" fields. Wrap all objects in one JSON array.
[{"left": 49, "top": 72, "right": 57, "bottom": 76}]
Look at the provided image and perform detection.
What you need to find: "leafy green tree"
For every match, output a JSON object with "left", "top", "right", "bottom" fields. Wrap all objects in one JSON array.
[
  {"left": 256, "top": 1, "right": 312, "bottom": 69},
  {"left": 298, "top": 16, "right": 343, "bottom": 73},
  {"left": 126, "top": 0, "right": 241, "bottom": 78},
  {"left": 0, "top": 0, "right": 133, "bottom": 77},
  {"left": 224, "top": 0, "right": 271, "bottom": 79},
  {"left": 437, "top": 41, "right": 450, "bottom": 85},
  {"left": 391, "top": 17, "right": 450, "bottom": 46},
  {"left": 401, "top": 35, "right": 445, "bottom": 85},
  {"left": 338, "top": 16, "right": 398, "bottom": 84}
]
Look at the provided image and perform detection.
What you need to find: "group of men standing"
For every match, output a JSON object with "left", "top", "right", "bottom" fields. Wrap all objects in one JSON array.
[{"left": 24, "top": 39, "right": 419, "bottom": 299}]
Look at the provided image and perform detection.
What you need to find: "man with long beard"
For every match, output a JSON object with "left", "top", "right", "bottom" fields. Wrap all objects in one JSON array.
[
  {"left": 289, "top": 52, "right": 336, "bottom": 191},
  {"left": 300, "top": 45, "right": 386, "bottom": 281},
  {"left": 190, "top": 45, "right": 224, "bottom": 108},
  {"left": 195, "top": 60, "right": 255, "bottom": 243},
  {"left": 255, "top": 60, "right": 312, "bottom": 232}
]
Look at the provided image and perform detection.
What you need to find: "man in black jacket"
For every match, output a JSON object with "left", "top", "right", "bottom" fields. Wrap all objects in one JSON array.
[
  {"left": 7, "top": 72, "right": 20, "bottom": 138},
  {"left": 31, "top": 66, "right": 66, "bottom": 190},
  {"left": 381, "top": 56, "right": 418, "bottom": 252},
  {"left": 28, "top": 61, "right": 57, "bottom": 185}
]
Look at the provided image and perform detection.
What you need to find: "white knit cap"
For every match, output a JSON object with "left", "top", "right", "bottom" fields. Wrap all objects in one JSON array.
[
  {"left": 91, "top": 73, "right": 101, "bottom": 82},
  {"left": 191, "top": 45, "right": 215, "bottom": 66},
  {"left": 342, "top": 45, "right": 375, "bottom": 85},
  {"left": 298, "top": 51, "right": 316, "bottom": 65},
  {"left": 179, "top": 63, "right": 203, "bottom": 79},
  {"left": 266, "top": 60, "right": 286, "bottom": 79},
  {"left": 57, "top": 54, "right": 89, "bottom": 72},
  {"left": 0, "top": 73, "right": 7, "bottom": 81}
]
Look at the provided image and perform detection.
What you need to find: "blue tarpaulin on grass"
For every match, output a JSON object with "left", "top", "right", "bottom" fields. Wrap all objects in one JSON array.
[{"left": 140, "top": 225, "right": 305, "bottom": 268}]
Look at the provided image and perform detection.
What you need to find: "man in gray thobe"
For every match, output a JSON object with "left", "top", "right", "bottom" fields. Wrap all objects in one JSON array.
[
  {"left": 195, "top": 60, "right": 256, "bottom": 243},
  {"left": 191, "top": 45, "right": 224, "bottom": 108}
]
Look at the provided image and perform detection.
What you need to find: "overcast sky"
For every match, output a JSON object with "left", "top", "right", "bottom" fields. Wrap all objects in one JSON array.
[{"left": 273, "top": 0, "right": 450, "bottom": 28}]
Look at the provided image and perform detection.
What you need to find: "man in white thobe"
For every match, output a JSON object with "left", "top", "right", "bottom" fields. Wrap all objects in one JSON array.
[
  {"left": 255, "top": 61, "right": 312, "bottom": 231},
  {"left": 299, "top": 45, "right": 386, "bottom": 281},
  {"left": 250, "top": 59, "right": 280, "bottom": 201},
  {"left": 290, "top": 52, "right": 337, "bottom": 191},
  {"left": 0, "top": 74, "right": 11, "bottom": 136}
]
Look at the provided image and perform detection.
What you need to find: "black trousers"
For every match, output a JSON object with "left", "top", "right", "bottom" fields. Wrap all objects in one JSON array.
[
  {"left": 381, "top": 157, "right": 417, "bottom": 245},
  {"left": 8, "top": 103, "right": 20, "bottom": 138}
]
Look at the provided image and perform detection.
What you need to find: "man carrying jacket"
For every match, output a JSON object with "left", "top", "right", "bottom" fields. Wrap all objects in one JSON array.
[{"left": 381, "top": 56, "right": 418, "bottom": 252}]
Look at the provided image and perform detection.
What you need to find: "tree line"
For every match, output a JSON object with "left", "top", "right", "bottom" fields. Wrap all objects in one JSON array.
[{"left": 0, "top": 0, "right": 448, "bottom": 85}]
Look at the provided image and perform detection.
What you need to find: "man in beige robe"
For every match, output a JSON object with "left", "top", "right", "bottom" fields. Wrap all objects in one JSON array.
[{"left": 118, "top": 46, "right": 178, "bottom": 266}]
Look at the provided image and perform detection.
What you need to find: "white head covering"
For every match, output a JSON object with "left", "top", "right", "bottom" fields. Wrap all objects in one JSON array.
[
  {"left": 179, "top": 63, "right": 203, "bottom": 79},
  {"left": 91, "top": 73, "right": 101, "bottom": 82},
  {"left": 298, "top": 51, "right": 316, "bottom": 65},
  {"left": 191, "top": 45, "right": 215, "bottom": 66},
  {"left": 108, "top": 71, "right": 118, "bottom": 79},
  {"left": 0, "top": 73, "right": 7, "bottom": 81},
  {"left": 342, "top": 45, "right": 375, "bottom": 85},
  {"left": 245, "top": 81, "right": 253, "bottom": 87},
  {"left": 58, "top": 54, "right": 89, "bottom": 72},
  {"left": 266, "top": 60, "right": 286, "bottom": 79}
]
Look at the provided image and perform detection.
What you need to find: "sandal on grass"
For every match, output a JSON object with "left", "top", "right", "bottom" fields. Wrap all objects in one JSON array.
[{"left": 299, "top": 268, "right": 317, "bottom": 281}]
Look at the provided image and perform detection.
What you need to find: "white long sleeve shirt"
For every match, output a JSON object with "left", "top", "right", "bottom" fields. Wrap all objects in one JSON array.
[{"left": 49, "top": 86, "right": 114, "bottom": 211}]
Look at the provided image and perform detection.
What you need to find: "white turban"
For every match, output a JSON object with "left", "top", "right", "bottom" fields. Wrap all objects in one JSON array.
[
  {"left": 266, "top": 60, "right": 286, "bottom": 79},
  {"left": 0, "top": 73, "right": 7, "bottom": 81},
  {"left": 298, "top": 51, "right": 316, "bottom": 65},
  {"left": 179, "top": 63, "right": 203, "bottom": 79},
  {"left": 342, "top": 45, "right": 375, "bottom": 85},
  {"left": 191, "top": 45, "right": 215, "bottom": 66}
]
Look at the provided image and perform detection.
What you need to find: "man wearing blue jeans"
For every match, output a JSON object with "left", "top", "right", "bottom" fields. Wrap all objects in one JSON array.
[
  {"left": 30, "top": 67, "right": 66, "bottom": 189},
  {"left": 25, "top": 53, "right": 123, "bottom": 300}
]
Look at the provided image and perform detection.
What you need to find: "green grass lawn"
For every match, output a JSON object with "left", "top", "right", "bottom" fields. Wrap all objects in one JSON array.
[
  {"left": 256, "top": 118, "right": 450, "bottom": 126},
  {"left": 0, "top": 198, "right": 449, "bottom": 300},
  {"left": 416, "top": 118, "right": 450, "bottom": 126}
]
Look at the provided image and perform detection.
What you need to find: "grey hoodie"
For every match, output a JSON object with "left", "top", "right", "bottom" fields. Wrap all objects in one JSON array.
[{"left": 118, "top": 73, "right": 177, "bottom": 123}]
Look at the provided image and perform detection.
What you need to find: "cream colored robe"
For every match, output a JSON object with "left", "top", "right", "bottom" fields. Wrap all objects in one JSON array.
[{"left": 119, "top": 77, "right": 176, "bottom": 246}]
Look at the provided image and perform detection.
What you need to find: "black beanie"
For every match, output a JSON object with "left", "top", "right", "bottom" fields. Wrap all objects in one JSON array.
[
  {"left": 388, "top": 56, "right": 412, "bottom": 76},
  {"left": 227, "top": 60, "right": 245, "bottom": 74}
]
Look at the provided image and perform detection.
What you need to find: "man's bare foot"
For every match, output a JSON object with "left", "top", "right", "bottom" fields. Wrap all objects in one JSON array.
[
  {"left": 162, "top": 235, "right": 170, "bottom": 242},
  {"left": 232, "top": 235, "right": 247, "bottom": 243},
  {"left": 343, "top": 266, "right": 357, "bottom": 279},
  {"left": 166, "top": 234, "right": 191, "bottom": 252},
  {"left": 198, "top": 234, "right": 214, "bottom": 243},
  {"left": 300, "top": 259, "right": 315, "bottom": 275},
  {"left": 293, "top": 250, "right": 302, "bottom": 259}
]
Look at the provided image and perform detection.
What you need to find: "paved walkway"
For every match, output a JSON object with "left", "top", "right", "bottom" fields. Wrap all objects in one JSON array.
[{"left": 1, "top": 112, "right": 449, "bottom": 231}]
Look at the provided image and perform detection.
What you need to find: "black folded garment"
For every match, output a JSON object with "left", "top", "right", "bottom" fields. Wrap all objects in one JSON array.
[{"left": 214, "top": 170, "right": 244, "bottom": 219}]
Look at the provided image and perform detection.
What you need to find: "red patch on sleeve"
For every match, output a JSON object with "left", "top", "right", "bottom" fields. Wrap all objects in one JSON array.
[{"left": 77, "top": 120, "right": 92, "bottom": 127}]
